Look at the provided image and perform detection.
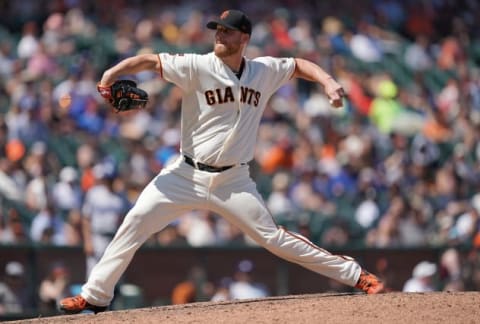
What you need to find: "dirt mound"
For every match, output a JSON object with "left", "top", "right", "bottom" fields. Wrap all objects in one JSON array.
[{"left": 18, "top": 292, "right": 480, "bottom": 324}]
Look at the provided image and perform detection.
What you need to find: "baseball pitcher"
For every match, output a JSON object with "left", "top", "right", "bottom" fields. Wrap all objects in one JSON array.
[{"left": 60, "top": 9, "right": 384, "bottom": 314}]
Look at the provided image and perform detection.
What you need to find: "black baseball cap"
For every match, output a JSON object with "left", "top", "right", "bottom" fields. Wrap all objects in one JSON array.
[{"left": 206, "top": 10, "right": 252, "bottom": 35}]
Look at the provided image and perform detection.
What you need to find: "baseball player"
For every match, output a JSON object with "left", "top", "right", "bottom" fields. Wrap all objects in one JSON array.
[{"left": 60, "top": 9, "right": 384, "bottom": 314}]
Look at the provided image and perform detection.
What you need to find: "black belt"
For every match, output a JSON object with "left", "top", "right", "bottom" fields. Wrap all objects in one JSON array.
[{"left": 184, "top": 155, "right": 235, "bottom": 173}]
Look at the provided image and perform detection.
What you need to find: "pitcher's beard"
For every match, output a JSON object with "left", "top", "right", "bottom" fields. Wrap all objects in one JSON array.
[{"left": 214, "top": 43, "right": 240, "bottom": 58}]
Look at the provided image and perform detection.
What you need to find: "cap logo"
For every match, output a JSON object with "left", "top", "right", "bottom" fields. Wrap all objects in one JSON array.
[{"left": 220, "top": 10, "right": 229, "bottom": 19}]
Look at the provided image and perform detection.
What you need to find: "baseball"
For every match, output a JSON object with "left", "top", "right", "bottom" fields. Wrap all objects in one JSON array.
[{"left": 59, "top": 94, "right": 72, "bottom": 109}]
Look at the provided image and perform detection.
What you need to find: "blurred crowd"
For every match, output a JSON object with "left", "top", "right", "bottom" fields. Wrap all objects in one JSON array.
[{"left": 1, "top": 0, "right": 480, "bottom": 314}]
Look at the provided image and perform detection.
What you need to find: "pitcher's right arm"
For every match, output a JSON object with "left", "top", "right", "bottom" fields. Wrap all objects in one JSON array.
[{"left": 99, "top": 54, "right": 160, "bottom": 86}]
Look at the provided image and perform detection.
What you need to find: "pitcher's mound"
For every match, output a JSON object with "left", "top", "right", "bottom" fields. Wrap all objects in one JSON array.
[{"left": 20, "top": 292, "right": 480, "bottom": 324}]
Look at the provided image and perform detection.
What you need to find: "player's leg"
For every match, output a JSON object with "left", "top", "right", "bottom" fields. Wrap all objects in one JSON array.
[
  {"left": 61, "top": 161, "right": 205, "bottom": 312},
  {"left": 85, "top": 234, "right": 111, "bottom": 278},
  {"left": 210, "top": 166, "right": 383, "bottom": 293}
]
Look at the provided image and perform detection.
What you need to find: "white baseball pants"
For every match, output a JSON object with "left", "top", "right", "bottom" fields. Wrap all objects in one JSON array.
[{"left": 81, "top": 157, "right": 362, "bottom": 306}]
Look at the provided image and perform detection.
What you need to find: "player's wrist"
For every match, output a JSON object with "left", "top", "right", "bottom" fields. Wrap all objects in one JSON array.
[
  {"left": 97, "top": 82, "right": 113, "bottom": 99},
  {"left": 324, "top": 75, "right": 336, "bottom": 83}
]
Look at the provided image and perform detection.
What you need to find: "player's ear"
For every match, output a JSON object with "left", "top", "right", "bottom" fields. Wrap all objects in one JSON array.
[{"left": 241, "top": 33, "right": 250, "bottom": 43}]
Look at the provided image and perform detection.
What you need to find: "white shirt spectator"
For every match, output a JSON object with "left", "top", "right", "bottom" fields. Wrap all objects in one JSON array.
[
  {"left": 83, "top": 184, "right": 125, "bottom": 236},
  {"left": 355, "top": 199, "right": 380, "bottom": 229},
  {"left": 179, "top": 211, "right": 218, "bottom": 247},
  {"left": 404, "top": 36, "right": 433, "bottom": 71},
  {"left": 17, "top": 33, "right": 38, "bottom": 59},
  {"left": 82, "top": 166, "right": 128, "bottom": 276},
  {"left": 350, "top": 33, "right": 383, "bottom": 63},
  {"left": 30, "top": 207, "right": 66, "bottom": 245},
  {"left": 403, "top": 261, "right": 437, "bottom": 292},
  {"left": 229, "top": 281, "right": 268, "bottom": 300},
  {"left": 229, "top": 260, "right": 269, "bottom": 300},
  {"left": 52, "top": 167, "right": 82, "bottom": 211},
  {"left": 267, "top": 172, "right": 292, "bottom": 216}
]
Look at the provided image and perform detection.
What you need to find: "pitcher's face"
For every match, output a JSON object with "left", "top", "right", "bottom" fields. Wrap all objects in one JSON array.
[{"left": 213, "top": 26, "right": 246, "bottom": 58}]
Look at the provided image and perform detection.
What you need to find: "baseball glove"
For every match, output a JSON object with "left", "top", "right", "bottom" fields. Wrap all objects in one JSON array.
[{"left": 97, "top": 80, "right": 148, "bottom": 112}]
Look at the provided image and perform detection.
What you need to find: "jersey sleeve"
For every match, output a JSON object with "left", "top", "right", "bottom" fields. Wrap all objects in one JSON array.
[
  {"left": 158, "top": 53, "right": 196, "bottom": 90},
  {"left": 254, "top": 56, "right": 296, "bottom": 93}
]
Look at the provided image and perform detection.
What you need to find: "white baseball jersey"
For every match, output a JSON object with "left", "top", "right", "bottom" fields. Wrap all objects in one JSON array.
[{"left": 158, "top": 52, "right": 295, "bottom": 166}]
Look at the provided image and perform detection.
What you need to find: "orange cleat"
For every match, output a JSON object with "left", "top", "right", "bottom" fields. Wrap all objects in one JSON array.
[
  {"left": 59, "top": 295, "right": 107, "bottom": 314},
  {"left": 355, "top": 270, "right": 385, "bottom": 294}
]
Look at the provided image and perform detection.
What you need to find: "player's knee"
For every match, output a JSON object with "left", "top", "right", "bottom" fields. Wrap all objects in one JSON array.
[
  {"left": 261, "top": 227, "right": 310, "bottom": 261},
  {"left": 260, "top": 228, "right": 284, "bottom": 251},
  {"left": 120, "top": 210, "right": 150, "bottom": 234}
]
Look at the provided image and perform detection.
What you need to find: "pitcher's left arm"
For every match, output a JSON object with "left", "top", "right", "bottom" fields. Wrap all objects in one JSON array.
[{"left": 293, "top": 58, "right": 345, "bottom": 108}]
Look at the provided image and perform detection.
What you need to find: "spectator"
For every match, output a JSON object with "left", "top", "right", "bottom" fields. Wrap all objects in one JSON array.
[
  {"left": 267, "top": 172, "right": 293, "bottom": 216},
  {"left": 229, "top": 260, "right": 269, "bottom": 300},
  {"left": 397, "top": 200, "right": 432, "bottom": 247},
  {"left": 30, "top": 201, "right": 66, "bottom": 245},
  {"left": 63, "top": 209, "right": 83, "bottom": 246},
  {"left": 75, "top": 143, "right": 97, "bottom": 192},
  {"left": 289, "top": 166, "right": 323, "bottom": 212},
  {"left": 154, "top": 223, "right": 187, "bottom": 247},
  {"left": 349, "top": 21, "right": 383, "bottom": 63},
  {"left": 463, "top": 244, "right": 480, "bottom": 291},
  {"left": 0, "top": 157, "right": 24, "bottom": 203},
  {"left": 436, "top": 78, "right": 460, "bottom": 120},
  {"left": 439, "top": 248, "right": 464, "bottom": 292},
  {"left": 321, "top": 218, "right": 351, "bottom": 247},
  {"left": 354, "top": 187, "right": 380, "bottom": 230},
  {"left": 51, "top": 166, "right": 82, "bottom": 214},
  {"left": 368, "top": 78, "right": 404, "bottom": 134},
  {"left": 178, "top": 210, "right": 220, "bottom": 247},
  {"left": 16, "top": 21, "right": 39, "bottom": 60},
  {"left": 403, "top": 261, "right": 438, "bottom": 292},
  {"left": 0, "top": 212, "right": 15, "bottom": 244},
  {"left": 0, "top": 261, "right": 31, "bottom": 314},
  {"left": 366, "top": 212, "right": 401, "bottom": 248},
  {"left": 436, "top": 37, "right": 466, "bottom": 71},
  {"left": 24, "top": 168, "right": 49, "bottom": 213},
  {"left": 154, "top": 128, "right": 181, "bottom": 169},
  {"left": 171, "top": 266, "right": 212, "bottom": 304},
  {"left": 404, "top": 35, "right": 433, "bottom": 72},
  {"left": 258, "top": 137, "right": 294, "bottom": 175},
  {"left": 38, "top": 263, "right": 71, "bottom": 314},
  {"left": 82, "top": 162, "right": 129, "bottom": 277},
  {"left": 210, "top": 277, "right": 232, "bottom": 302},
  {"left": 170, "top": 280, "right": 196, "bottom": 305},
  {"left": 2, "top": 209, "right": 29, "bottom": 244}
]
